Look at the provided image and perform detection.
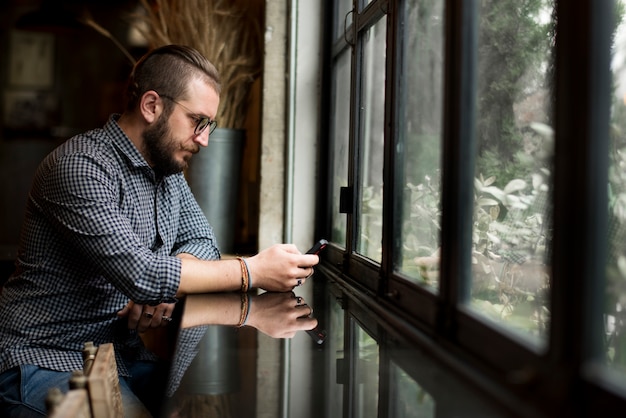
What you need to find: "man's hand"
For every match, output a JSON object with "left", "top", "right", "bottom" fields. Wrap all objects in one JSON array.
[
  {"left": 245, "top": 292, "right": 318, "bottom": 338},
  {"left": 117, "top": 301, "right": 176, "bottom": 333},
  {"left": 180, "top": 291, "right": 317, "bottom": 338},
  {"left": 245, "top": 244, "right": 320, "bottom": 292},
  {"left": 177, "top": 244, "right": 321, "bottom": 295}
]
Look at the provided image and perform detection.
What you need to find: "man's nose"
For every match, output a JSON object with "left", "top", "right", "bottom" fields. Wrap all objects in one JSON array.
[{"left": 193, "top": 130, "right": 210, "bottom": 147}]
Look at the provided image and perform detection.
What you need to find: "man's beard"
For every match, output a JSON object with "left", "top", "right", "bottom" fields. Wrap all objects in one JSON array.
[{"left": 142, "top": 115, "right": 193, "bottom": 176}]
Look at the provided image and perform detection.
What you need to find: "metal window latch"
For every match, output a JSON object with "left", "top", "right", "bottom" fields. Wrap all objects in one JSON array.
[
  {"left": 336, "top": 358, "right": 347, "bottom": 385},
  {"left": 339, "top": 186, "right": 353, "bottom": 214}
]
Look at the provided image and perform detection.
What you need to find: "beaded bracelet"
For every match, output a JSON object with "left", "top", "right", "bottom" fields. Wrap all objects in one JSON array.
[
  {"left": 237, "top": 293, "right": 250, "bottom": 327},
  {"left": 242, "top": 257, "right": 252, "bottom": 289},
  {"left": 236, "top": 257, "right": 249, "bottom": 292}
]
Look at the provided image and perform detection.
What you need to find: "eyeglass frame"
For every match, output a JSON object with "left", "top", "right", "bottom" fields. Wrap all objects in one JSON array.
[{"left": 157, "top": 92, "right": 218, "bottom": 136}]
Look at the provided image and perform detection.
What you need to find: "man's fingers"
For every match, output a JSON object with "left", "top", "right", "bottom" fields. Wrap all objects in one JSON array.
[{"left": 117, "top": 301, "right": 135, "bottom": 317}]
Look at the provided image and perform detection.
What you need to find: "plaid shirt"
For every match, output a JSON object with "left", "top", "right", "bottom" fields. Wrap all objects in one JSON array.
[{"left": 0, "top": 114, "right": 220, "bottom": 376}]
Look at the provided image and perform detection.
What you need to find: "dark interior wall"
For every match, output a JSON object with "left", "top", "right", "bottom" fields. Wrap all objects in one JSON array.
[
  {"left": 1, "top": 0, "right": 143, "bottom": 136},
  {"left": 0, "top": 0, "right": 145, "bottom": 281}
]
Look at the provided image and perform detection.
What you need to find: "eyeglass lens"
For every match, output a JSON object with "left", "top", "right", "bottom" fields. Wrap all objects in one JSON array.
[
  {"left": 195, "top": 118, "right": 217, "bottom": 135},
  {"left": 158, "top": 92, "right": 217, "bottom": 136}
]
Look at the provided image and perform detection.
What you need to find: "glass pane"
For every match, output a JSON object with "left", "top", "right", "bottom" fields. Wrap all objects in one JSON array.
[
  {"left": 397, "top": 0, "right": 445, "bottom": 291},
  {"left": 335, "top": 0, "right": 354, "bottom": 40},
  {"left": 605, "top": 1, "right": 626, "bottom": 375},
  {"left": 357, "top": 18, "right": 387, "bottom": 262},
  {"left": 331, "top": 49, "right": 351, "bottom": 246},
  {"left": 389, "top": 361, "right": 435, "bottom": 418},
  {"left": 469, "top": 0, "right": 555, "bottom": 346},
  {"left": 325, "top": 287, "right": 346, "bottom": 416},
  {"left": 354, "top": 322, "right": 379, "bottom": 418}
]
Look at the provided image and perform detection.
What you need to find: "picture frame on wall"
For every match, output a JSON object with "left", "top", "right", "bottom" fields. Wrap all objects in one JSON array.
[{"left": 8, "top": 30, "right": 55, "bottom": 88}]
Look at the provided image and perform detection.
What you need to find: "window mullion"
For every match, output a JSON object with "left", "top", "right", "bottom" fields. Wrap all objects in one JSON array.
[
  {"left": 551, "top": 0, "right": 611, "bottom": 371},
  {"left": 380, "top": 0, "right": 397, "bottom": 286},
  {"left": 438, "top": 0, "right": 479, "bottom": 331}
]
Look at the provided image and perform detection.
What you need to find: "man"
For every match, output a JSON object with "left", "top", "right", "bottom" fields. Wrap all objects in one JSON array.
[{"left": 0, "top": 45, "right": 318, "bottom": 417}]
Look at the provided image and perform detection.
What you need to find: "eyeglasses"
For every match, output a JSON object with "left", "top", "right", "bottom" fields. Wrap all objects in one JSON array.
[{"left": 158, "top": 93, "right": 217, "bottom": 135}]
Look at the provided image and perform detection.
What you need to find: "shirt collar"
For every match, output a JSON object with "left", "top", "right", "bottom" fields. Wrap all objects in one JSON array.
[{"left": 105, "top": 114, "right": 151, "bottom": 170}]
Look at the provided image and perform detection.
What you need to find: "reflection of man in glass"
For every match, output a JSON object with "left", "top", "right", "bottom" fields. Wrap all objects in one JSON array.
[
  {"left": 0, "top": 45, "right": 319, "bottom": 417},
  {"left": 165, "top": 291, "right": 318, "bottom": 405}
]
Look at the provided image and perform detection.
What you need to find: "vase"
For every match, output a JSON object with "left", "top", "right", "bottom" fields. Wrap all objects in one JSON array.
[{"left": 187, "top": 128, "right": 245, "bottom": 254}]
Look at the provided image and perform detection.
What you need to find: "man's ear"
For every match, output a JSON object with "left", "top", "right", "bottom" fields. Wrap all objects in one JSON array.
[{"left": 139, "top": 90, "right": 161, "bottom": 123}]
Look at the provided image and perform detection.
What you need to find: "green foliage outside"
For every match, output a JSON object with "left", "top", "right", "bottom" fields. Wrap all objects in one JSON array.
[{"left": 356, "top": 0, "right": 626, "bottom": 364}]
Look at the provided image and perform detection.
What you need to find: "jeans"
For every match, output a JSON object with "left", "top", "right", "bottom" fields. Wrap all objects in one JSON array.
[{"left": 0, "top": 361, "right": 165, "bottom": 417}]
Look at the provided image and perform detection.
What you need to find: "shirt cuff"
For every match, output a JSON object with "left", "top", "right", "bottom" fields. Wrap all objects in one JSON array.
[{"left": 172, "top": 243, "right": 221, "bottom": 261}]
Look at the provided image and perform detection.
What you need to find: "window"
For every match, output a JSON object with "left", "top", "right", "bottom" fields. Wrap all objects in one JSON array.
[
  {"left": 397, "top": 0, "right": 445, "bottom": 290},
  {"left": 330, "top": 49, "right": 351, "bottom": 247},
  {"left": 388, "top": 362, "right": 434, "bottom": 418},
  {"left": 323, "top": 285, "right": 346, "bottom": 416},
  {"left": 318, "top": 0, "right": 626, "bottom": 416},
  {"left": 352, "top": 323, "right": 379, "bottom": 417},
  {"left": 357, "top": 18, "right": 387, "bottom": 262},
  {"left": 469, "top": 0, "right": 555, "bottom": 346},
  {"left": 605, "top": 4, "right": 626, "bottom": 378}
]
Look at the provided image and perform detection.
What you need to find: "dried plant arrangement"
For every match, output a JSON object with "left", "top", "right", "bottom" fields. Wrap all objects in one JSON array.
[
  {"left": 79, "top": 10, "right": 137, "bottom": 66},
  {"left": 136, "top": 0, "right": 263, "bottom": 129}
]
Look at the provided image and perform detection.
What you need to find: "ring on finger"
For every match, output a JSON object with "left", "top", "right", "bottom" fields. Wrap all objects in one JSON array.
[
  {"left": 162, "top": 316, "right": 173, "bottom": 322},
  {"left": 296, "top": 296, "right": 303, "bottom": 305},
  {"left": 144, "top": 312, "right": 154, "bottom": 319},
  {"left": 296, "top": 279, "right": 302, "bottom": 287}
]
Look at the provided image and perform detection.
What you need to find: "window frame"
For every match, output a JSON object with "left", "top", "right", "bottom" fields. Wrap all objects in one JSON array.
[{"left": 316, "top": 0, "right": 624, "bottom": 415}]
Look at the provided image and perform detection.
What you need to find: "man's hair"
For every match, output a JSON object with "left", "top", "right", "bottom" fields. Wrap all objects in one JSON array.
[{"left": 124, "top": 44, "right": 221, "bottom": 112}]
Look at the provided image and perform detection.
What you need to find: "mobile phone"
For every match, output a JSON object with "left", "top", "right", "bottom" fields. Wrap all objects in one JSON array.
[
  {"left": 306, "top": 327, "right": 327, "bottom": 345},
  {"left": 306, "top": 239, "right": 328, "bottom": 255},
  {"left": 303, "top": 239, "right": 328, "bottom": 345}
]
